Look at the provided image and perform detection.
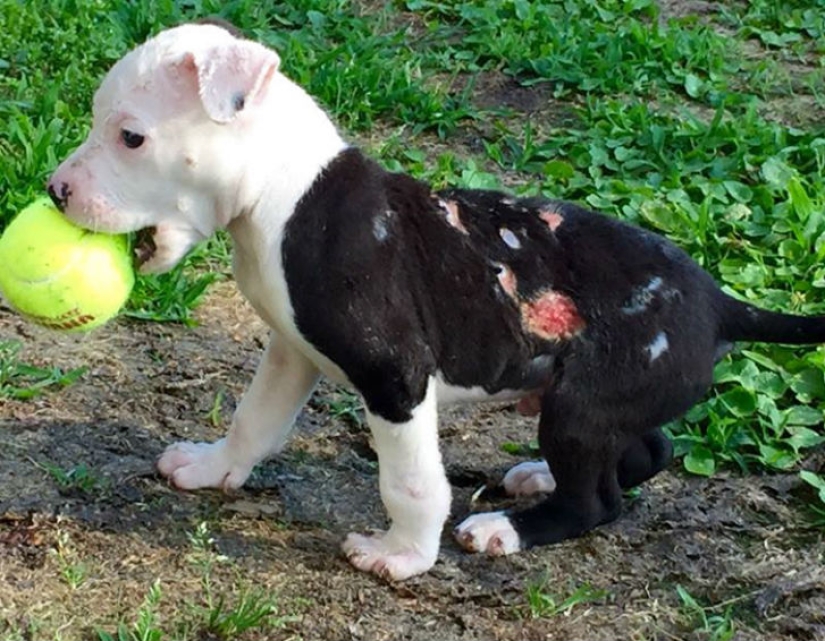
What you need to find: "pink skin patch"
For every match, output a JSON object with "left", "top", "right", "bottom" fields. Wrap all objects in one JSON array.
[
  {"left": 495, "top": 263, "right": 518, "bottom": 298},
  {"left": 438, "top": 199, "right": 468, "bottom": 234},
  {"left": 521, "top": 289, "right": 585, "bottom": 341},
  {"left": 516, "top": 394, "right": 542, "bottom": 417},
  {"left": 539, "top": 209, "right": 564, "bottom": 231}
]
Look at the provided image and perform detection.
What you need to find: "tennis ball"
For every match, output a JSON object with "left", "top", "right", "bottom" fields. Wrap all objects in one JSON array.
[{"left": 0, "top": 197, "right": 134, "bottom": 332}]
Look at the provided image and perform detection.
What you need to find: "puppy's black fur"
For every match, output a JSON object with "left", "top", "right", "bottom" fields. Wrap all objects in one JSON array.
[{"left": 282, "top": 148, "right": 825, "bottom": 548}]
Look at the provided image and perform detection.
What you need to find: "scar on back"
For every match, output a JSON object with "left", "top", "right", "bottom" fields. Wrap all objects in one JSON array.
[
  {"left": 539, "top": 208, "right": 563, "bottom": 231},
  {"left": 436, "top": 198, "right": 468, "bottom": 234}
]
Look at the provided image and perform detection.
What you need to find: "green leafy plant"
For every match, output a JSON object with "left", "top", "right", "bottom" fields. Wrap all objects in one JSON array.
[
  {"left": 97, "top": 580, "right": 164, "bottom": 641},
  {"left": 316, "top": 388, "right": 364, "bottom": 428},
  {"left": 800, "top": 470, "right": 825, "bottom": 525},
  {"left": 525, "top": 578, "right": 608, "bottom": 618},
  {"left": 39, "top": 462, "right": 107, "bottom": 495},
  {"left": 0, "top": 340, "right": 86, "bottom": 400},
  {"left": 51, "top": 526, "right": 88, "bottom": 590},
  {"left": 676, "top": 585, "right": 736, "bottom": 641}
]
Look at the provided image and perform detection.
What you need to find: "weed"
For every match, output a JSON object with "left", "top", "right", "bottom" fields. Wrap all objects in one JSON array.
[
  {"left": 676, "top": 585, "right": 736, "bottom": 641},
  {"left": 525, "top": 578, "right": 608, "bottom": 618},
  {"left": 204, "top": 589, "right": 294, "bottom": 639},
  {"left": 0, "top": 340, "right": 86, "bottom": 400},
  {"left": 97, "top": 579, "right": 164, "bottom": 641},
  {"left": 207, "top": 388, "right": 226, "bottom": 428},
  {"left": 50, "top": 524, "right": 88, "bottom": 590},
  {"left": 124, "top": 262, "right": 221, "bottom": 326},
  {"left": 800, "top": 470, "right": 825, "bottom": 526},
  {"left": 38, "top": 461, "right": 107, "bottom": 495},
  {"left": 316, "top": 388, "right": 364, "bottom": 428},
  {"left": 500, "top": 439, "right": 539, "bottom": 457},
  {"left": 187, "top": 522, "right": 294, "bottom": 639}
]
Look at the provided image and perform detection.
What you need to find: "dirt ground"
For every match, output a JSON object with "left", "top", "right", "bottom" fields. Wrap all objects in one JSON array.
[{"left": 1, "top": 278, "right": 824, "bottom": 641}]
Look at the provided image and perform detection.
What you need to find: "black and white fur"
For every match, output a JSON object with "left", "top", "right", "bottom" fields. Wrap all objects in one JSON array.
[{"left": 47, "top": 23, "right": 825, "bottom": 580}]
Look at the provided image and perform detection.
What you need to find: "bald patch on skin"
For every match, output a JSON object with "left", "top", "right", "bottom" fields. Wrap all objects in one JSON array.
[
  {"left": 539, "top": 209, "right": 564, "bottom": 231},
  {"left": 494, "top": 263, "right": 518, "bottom": 298},
  {"left": 437, "top": 199, "right": 468, "bottom": 234}
]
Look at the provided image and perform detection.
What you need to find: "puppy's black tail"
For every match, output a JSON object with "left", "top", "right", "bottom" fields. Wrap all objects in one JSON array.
[{"left": 718, "top": 294, "right": 825, "bottom": 345}]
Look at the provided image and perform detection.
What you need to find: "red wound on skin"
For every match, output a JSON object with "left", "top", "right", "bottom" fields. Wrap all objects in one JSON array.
[
  {"left": 438, "top": 199, "right": 469, "bottom": 234},
  {"left": 539, "top": 209, "right": 563, "bottom": 231},
  {"left": 521, "top": 290, "right": 585, "bottom": 340}
]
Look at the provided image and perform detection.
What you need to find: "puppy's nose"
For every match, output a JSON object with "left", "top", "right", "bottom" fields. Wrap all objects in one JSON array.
[{"left": 47, "top": 181, "right": 71, "bottom": 211}]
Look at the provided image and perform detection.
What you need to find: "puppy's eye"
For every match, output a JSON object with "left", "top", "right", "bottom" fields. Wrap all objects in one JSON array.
[{"left": 121, "top": 129, "right": 145, "bottom": 149}]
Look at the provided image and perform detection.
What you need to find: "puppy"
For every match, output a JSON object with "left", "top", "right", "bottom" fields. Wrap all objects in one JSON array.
[{"left": 47, "top": 23, "right": 825, "bottom": 580}]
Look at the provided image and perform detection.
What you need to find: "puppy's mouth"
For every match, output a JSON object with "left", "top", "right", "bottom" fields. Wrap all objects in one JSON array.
[{"left": 134, "top": 227, "right": 157, "bottom": 268}]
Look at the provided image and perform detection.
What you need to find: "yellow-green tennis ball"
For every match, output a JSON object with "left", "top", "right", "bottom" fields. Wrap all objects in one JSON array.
[{"left": 0, "top": 197, "right": 134, "bottom": 332}]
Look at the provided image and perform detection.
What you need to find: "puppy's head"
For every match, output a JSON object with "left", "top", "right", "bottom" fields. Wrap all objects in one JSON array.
[{"left": 47, "top": 23, "right": 281, "bottom": 273}]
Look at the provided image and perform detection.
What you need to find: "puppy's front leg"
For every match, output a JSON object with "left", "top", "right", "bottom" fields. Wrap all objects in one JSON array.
[
  {"left": 158, "top": 331, "right": 319, "bottom": 490},
  {"left": 343, "top": 377, "right": 451, "bottom": 581}
]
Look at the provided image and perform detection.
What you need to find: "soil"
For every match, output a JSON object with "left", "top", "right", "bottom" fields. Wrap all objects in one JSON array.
[{"left": 2, "top": 279, "right": 824, "bottom": 641}]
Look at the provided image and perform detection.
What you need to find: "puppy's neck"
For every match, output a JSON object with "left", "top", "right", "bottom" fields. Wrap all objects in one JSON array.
[{"left": 226, "top": 72, "right": 347, "bottom": 250}]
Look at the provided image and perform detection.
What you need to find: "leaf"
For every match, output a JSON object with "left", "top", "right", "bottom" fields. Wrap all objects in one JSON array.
[
  {"left": 740, "top": 350, "right": 781, "bottom": 372},
  {"left": 785, "top": 405, "right": 823, "bottom": 426},
  {"left": 757, "top": 443, "right": 797, "bottom": 470},
  {"left": 789, "top": 368, "right": 825, "bottom": 402},
  {"left": 543, "top": 159, "right": 575, "bottom": 180},
  {"left": 723, "top": 180, "right": 753, "bottom": 203},
  {"left": 639, "top": 200, "right": 682, "bottom": 233},
  {"left": 718, "top": 388, "right": 758, "bottom": 417},
  {"left": 684, "top": 73, "right": 703, "bottom": 98},
  {"left": 751, "top": 372, "right": 787, "bottom": 399},
  {"left": 762, "top": 156, "right": 795, "bottom": 188},
  {"left": 786, "top": 426, "right": 825, "bottom": 452},
  {"left": 684, "top": 446, "right": 716, "bottom": 476},
  {"left": 800, "top": 471, "right": 825, "bottom": 503}
]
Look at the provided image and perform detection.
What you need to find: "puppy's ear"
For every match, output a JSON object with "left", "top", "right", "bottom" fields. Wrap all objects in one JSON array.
[{"left": 183, "top": 40, "right": 280, "bottom": 123}]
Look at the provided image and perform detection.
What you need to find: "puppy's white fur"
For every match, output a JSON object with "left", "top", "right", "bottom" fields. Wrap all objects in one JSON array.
[
  {"left": 454, "top": 511, "right": 521, "bottom": 556},
  {"left": 343, "top": 378, "right": 451, "bottom": 580},
  {"left": 157, "top": 332, "right": 320, "bottom": 489},
  {"left": 502, "top": 460, "right": 556, "bottom": 496},
  {"left": 49, "top": 24, "right": 465, "bottom": 581}
]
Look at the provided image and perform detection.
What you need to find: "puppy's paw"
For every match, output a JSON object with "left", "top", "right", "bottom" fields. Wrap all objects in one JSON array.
[
  {"left": 342, "top": 531, "right": 437, "bottom": 581},
  {"left": 454, "top": 511, "right": 521, "bottom": 556},
  {"left": 503, "top": 460, "right": 556, "bottom": 496},
  {"left": 157, "top": 439, "right": 252, "bottom": 491}
]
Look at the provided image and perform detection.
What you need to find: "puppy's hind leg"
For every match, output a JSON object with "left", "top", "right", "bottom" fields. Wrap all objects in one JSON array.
[
  {"left": 158, "top": 331, "right": 320, "bottom": 490},
  {"left": 617, "top": 427, "right": 673, "bottom": 490},
  {"left": 343, "top": 377, "right": 451, "bottom": 581},
  {"left": 455, "top": 390, "right": 622, "bottom": 555}
]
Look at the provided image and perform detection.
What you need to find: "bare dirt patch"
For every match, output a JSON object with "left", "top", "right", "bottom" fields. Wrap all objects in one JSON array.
[{"left": 2, "top": 281, "right": 824, "bottom": 640}]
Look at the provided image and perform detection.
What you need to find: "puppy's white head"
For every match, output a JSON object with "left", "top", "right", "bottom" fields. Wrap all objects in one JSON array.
[{"left": 48, "top": 23, "right": 281, "bottom": 273}]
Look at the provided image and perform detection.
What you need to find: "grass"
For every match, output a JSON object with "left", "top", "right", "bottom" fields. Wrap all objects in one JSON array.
[
  {"left": 676, "top": 585, "right": 737, "bottom": 641},
  {"left": 312, "top": 387, "right": 365, "bottom": 428},
  {"left": 93, "top": 523, "right": 295, "bottom": 641},
  {"left": 0, "top": 339, "right": 87, "bottom": 400},
  {"left": 46, "top": 521, "right": 91, "bottom": 592},
  {"left": 38, "top": 462, "right": 108, "bottom": 496},
  {"left": 524, "top": 577, "right": 608, "bottom": 618}
]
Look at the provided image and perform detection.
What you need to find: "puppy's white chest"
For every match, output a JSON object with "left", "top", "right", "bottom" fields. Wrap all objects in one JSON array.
[{"left": 231, "top": 225, "right": 351, "bottom": 386}]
